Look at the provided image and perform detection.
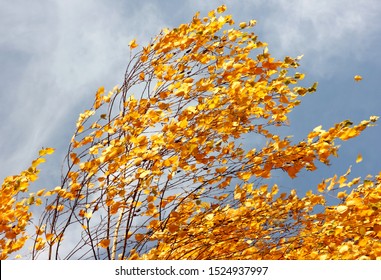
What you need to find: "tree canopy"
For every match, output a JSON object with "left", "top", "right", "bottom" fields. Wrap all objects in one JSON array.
[{"left": 1, "top": 5, "right": 380, "bottom": 260}]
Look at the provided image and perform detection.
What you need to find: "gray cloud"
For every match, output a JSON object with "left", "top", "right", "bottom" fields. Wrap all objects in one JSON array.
[
  {"left": 248, "top": 0, "right": 381, "bottom": 76},
  {"left": 0, "top": 0, "right": 169, "bottom": 179}
]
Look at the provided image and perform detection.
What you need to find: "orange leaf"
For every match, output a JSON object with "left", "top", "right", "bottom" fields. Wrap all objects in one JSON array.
[
  {"left": 135, "top": 233, "right": 145, "bottom": 242},
  {"left": 168, "top": 223, "right": 179, "bottom": 233},
  {"left": 139, "top": 72, "right": 145, "bottom": 80},
  {"left": 215, "top": 166, "right": 227, "bottom": 173},
  {"left": 98, "top": 239, "right": 110, "bottom": 248},
  {"left": 129, "top": 39, "right": 138, "bottom": 49}
]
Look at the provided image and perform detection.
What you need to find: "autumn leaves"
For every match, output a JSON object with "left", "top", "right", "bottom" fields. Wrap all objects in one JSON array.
[
  {"left": 1, "top": 5, "right": 379, "bottom": 260},
  {"left": 0, "top": 147, "right": 54, "bottom": 259}
]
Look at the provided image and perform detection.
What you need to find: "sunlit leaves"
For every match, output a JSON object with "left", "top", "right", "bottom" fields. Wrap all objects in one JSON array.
[
  {"left": 0, "top": 150, "right": 53, "bottom": 259},
  {"left": 14, "top": 5, "right": 378, "bottom": 261},
  {"left": 39, "top": 147, "right": 55, "bottom": 156}
]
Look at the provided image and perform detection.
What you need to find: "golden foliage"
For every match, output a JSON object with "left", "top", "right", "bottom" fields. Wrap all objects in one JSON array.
[
  {"left": 0, "top": 148, "right": 53, "bottom": 259},
  {"left": 140, "top": 172, "right": 381, "bottom": 260},
  {"left": 2, "top": 6, "right": 379, "bottom": 260}
]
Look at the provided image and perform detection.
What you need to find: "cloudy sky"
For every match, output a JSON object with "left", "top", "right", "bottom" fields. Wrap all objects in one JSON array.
[{"left": 1, "top": 0, "right": 380, "bottom": 196}]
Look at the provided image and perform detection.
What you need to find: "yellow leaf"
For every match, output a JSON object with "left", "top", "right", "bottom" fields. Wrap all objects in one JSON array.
[
  {"left": 138, "top": 169, "right": 151, "bottom": 179},
  {"left": 84, "top": 212, "right": 92, "bottom": 219},
  {"left": 356, "top": 153, "right": 363, "bottom": 163},
  {"left": 98, "top": 239, "right": 110, "bottom": 248},
  {"left": 249, "top": 19, "right": 257, "bottom": 26},
  {"left": 239, "top": 22, "right": 247, "bottom": 29},
  {"left": 336, "top": 205, "right": 348, "bottom": 214},
  {"left": 36, "top": 189, "right": 45, "bottom": 196},
  {"left": 238, "top": 171, "right": 251, "bottom": 181},
  {"left": 260, "top": 185, "right": 268, "bottom": 193},
  {"left": 39, "top": 147, "right": 55, "bottom": 156},
  {"left": 354, "top": 75, "right": 362, "bottom": 82},
  {"left": 70, "top": 153, "right": 80, "bottom": 164},
  {"left": 35, "top": 225, "right": 45, "bottom": 235},
  {"left": 312, "top": 125, "right": 324, "bottom": 133},
  {"left": 370, "top": 115, "right": 379, "bottom": 122},
  {"left": 178, "top": 119, "right": 188, "bottom": 128},
  {"left": 359, "top": 227, "right": 367, "bottom": 236},
  {"left": 32, "top": 157, "right": 46, "bottom": 168},
  {"left": 339, "top": 128, "right": 358, "bottom": 141},
  {"left": 317, "top": 181, "right": 326, "bottom": 192},
  {"left": 46, "top": 233, "right": 55, "bottom": 242},
  {"left": 205, "top": 213, "right": 214, "bottom": 221},
  {"left": 129, "top": 39, "right": 138, "bottom": 49},
  {"left": 186, "top": 106, "right": 197, "bottom": 113},
  {"left": 337, "top": 191, "right": 347, "bottom": 199},
  {"left": 27, "top": 196, "right": 35, "bottom": 205},
  {"left": 339, "top": 244, "right": 349, "bottom": 253},
  {"left": 216, "top": 5, "right": 227, "bottom": 13},
  {"left": 35, "top": 198, "right": 42, "bottom": 206},
  {"left": 35, "top": 238, "right": 46, "bottom": 251}
]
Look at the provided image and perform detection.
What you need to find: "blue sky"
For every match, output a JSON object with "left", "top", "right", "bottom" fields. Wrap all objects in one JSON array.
[{"left": 1, "top": 0, "right": 380, "bottom": 200}]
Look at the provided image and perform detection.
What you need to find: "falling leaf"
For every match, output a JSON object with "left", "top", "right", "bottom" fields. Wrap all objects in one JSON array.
[
  {"left": 354, "top": 75, "right": 362, "bottom": 82},
  {"left": 356, "top": 153, "right": 363, "bottom": 163}
]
